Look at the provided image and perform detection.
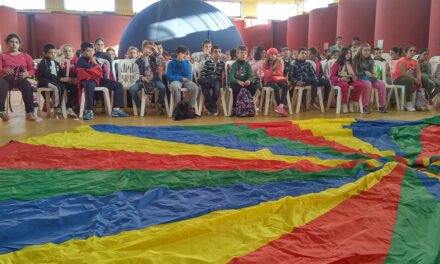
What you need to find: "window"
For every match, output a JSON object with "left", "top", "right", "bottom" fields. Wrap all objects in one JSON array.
[
  {"left": 303, "top": 0, "right": 335, "bottom": 13},
  {"left": 0, "top": 0, "right": 45, "bottom": 10},
  {"left": 64, "top": 0, "right": 115, "bottom": 12},
  {"left": 132, "top": 0, "right": 159, "bottom": 13},
  {"left": 257, "top": 2, "right": 297, "bottom": 20},
  {"left": 206, "top": 1, "right": 241, "bottom": 17}
]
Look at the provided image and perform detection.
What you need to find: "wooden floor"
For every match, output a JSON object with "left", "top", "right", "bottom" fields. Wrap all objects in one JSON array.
[{"left": 1, "top": 91, "right": 438, "bottom": 146}]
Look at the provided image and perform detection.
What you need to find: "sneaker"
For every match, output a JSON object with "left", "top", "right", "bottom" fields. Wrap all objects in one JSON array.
[
  {"left": 349, "top": 102, "right": 355, "bottom": 113},
  {"left": 275, "top": 104, "right": 288, "bottom": 117},
  {"left": 26, "top": 113, "right": 37, "bottom": 121},
  {"left": 111, "top": 109, "right": 129, "bottom": 117},
  {"left": 362, "top": 106, "right": 370, "bottom": 114},
  {"left": 378, "top": 106, "right": 388, "bottom": 113},
  {"left": 0, "top": 112, "right": 11, "bottom": 121},
  {"left": 405, "top": 102, "right": 416, "bottom": 112},
  {"left": 84, "top": 110, "right": 94, "bottom": 120},
  {"left": 342, "top": 104, "right": 348, "bottom": 113},
  {"left": 67, "top": 108, "right": 78, "bottom": 118},
  {"left": 311, "top": 102, "right": 320, "bottom": 110}
]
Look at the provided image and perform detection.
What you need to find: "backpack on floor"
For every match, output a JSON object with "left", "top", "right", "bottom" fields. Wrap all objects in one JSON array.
[
  {"left": 236, "top": 88, "right": 255, "bottom": 117},
  {"left": 174, "top": 101, "right": 199, "bottom": 121}
]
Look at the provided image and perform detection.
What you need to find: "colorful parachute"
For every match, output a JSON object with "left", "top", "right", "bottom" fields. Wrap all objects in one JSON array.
[{"left": 0, "top": 117, "right": 439, "bottom": 263}]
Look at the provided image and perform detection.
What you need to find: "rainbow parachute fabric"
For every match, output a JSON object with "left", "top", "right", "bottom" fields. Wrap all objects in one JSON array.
[{"left": 0, "top": 117, "right": 439, "bottom": 263}]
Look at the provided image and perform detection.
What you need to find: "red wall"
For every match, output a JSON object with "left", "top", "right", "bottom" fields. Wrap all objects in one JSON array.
[
  {"left": 337, "top": 0, "right": 376, "bottom": 46},
  {"left": 428, "top": 0, "right": 440, "bottom": 55},
  {"left": 375, "top": 0, "right": 431, "bottom": 52},
  {"left": 308, "top": 5, "right": 338, "bottom": 52},
  {"left": 34, "top": 13, "right": 82, "bottom": 56},
  {"left": 88, "top": 14, "right": 132, "bottom": 49},
  {"left": 287, "top": 15, "right": 309, "bottom": 50},
  {"left": 233, "top": 19, "right": 245, "bottom": 42},
  {"left": 272, "top": 20, "right": 287, "bottom": 49},
  {"left": 17, "top": 14, "right": 30, "bottom": 53},
  {"left": 0, "top": 6, "right": 18, "bottom": 52},
  {"left": 242, "top": 21, "right": 273, "bottom": 50}
]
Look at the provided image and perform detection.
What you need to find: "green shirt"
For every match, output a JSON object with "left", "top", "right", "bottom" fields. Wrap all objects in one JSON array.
[{"left": 228, "top": 60, "right": 253, "bottom": 84}]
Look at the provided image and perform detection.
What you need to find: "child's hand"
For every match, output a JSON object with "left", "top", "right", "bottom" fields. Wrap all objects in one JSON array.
[
  {"left": 4, "top": 68, "right": 15, "bottom": 75},
  {"left": 18, "top": 70, "right": 28, "bottom": 78},
  {"left": 244, "top": 80, "right": 251, "bottom": 86}
]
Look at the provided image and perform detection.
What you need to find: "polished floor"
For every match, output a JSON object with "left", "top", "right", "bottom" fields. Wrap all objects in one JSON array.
[{"left": 1, "top": 91, "right": 439, "bottom": 146}]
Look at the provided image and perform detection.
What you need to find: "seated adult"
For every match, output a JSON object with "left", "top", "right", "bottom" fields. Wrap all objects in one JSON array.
[{"left": 0, "top": 33, "right": 36, "bottom": 121}]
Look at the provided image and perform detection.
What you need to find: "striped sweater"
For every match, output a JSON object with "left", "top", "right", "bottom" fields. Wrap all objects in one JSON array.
[{"left": 200, "top": 58, "right": 225, "bottom": 80}]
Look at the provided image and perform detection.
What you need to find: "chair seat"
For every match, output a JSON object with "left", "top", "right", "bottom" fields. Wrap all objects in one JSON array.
[
  {"left": 36, "top": 87, "right": 67, "bottom": 118},
  {"left": 79, "top": 86, "right": 112, "bottom": 118}
]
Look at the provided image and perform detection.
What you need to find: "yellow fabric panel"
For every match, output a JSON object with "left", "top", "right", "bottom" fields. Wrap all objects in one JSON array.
[
  {"left": 0, "top": 163, "right": 398, "bottom": 264},
  {"left": 292, "top": 119, "right": 396, "bottom": 157},
  {"left": 21, "top": 126, "right": 352, "bottom": 167}
]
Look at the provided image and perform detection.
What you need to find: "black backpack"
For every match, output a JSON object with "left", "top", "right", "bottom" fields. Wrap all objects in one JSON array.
[{"left": 174, "top": 101, "right": 199, "bottom": 121}]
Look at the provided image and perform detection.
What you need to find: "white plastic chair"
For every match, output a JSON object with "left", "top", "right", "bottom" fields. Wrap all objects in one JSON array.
[
  {"left": 35, "top": 58, "right": 67, "bottom": 118},
  {"left": 115, "top": 59, "right": 139, "bottom": 112},
  {"left": 381, "top": 53, "right": 391, "bottom": 61},
  {"left": 79, "top": 58, "right": 112, "bottom": 118},
  {"left": 385, "top": 60, "right": 406, "bottom": 110},
  {"left": 290, "top": 60, "right": 325, "bottom": 113}
]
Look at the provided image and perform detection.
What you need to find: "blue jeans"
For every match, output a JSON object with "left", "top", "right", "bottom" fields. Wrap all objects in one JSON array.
[
  {"left": 201, "top": 79, "right": 221, "bottom": 112},
  {"left": 129, "top": 80, "right": 165, "bottom": 108}
]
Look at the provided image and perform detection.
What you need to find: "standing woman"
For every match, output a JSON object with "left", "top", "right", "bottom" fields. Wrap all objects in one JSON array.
[
  {"left": 0, "top": 33, "right": 37, "bottom": 121},
  {"left": 393, "top": 46, "right": 425, "bottom": 111},
  {"left": 352, "top": 43, "right": 387, "bottom": 113}
]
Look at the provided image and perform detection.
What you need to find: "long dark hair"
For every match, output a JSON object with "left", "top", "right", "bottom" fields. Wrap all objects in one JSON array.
[
  {"left": 253, "top": 46, "right": 266, "bottom": 61},
  {"left": 336, "top": 47, "right": 350, "bottom": 66},
  {"left": 390, "top": 47, "right": 402, "bottom": 57}
]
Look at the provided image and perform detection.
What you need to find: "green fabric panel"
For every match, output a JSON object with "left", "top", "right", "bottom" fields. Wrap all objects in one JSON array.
[
  {"left": 0, "top": 163, "right": 372, "bottom": 202},
  {"left": 384, "top": 168, "right": 440, "bottom": 263},
  {"left": 390, "top": 124, "right": 428, "bottom": 161}
]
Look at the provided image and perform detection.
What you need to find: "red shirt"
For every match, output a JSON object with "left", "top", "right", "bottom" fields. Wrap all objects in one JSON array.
[
  {"left": 392, "top": 57, "right": 418, "bottom": 81},
  {"left": 0, "top": 52, "right": 35, "bottom": 78}
]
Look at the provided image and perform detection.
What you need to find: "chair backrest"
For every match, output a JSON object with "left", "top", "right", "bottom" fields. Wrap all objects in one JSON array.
[
  {"left": 192, "top": 62, "right": 201, "bottom": 83},
  {"left": 33, "top": 58, "right": 42, "bottom": 65},
  {"left": 96, "top": 58, "right": 111, "bottom": 79},
  {"left": 326, "top": 59, "right": 336, "bottom": 79},
  {"left": 321, "top": 59, "right": 328, "bottom": 77},
  {"left": 381, "top": 53, "right": 391, "bottom": 61},
  {"left": 224, "top": 60, "right": 235, "bottom": 86},
  {"left": 430, "top": 56, "right": 440, "bottom": 63},
  {"left": 112, "top": 59, "right": 122, "bottom": 80},
  {"left": 412, "top": 54, "right": 419, "bottom": 60},
  {"left": 387, "top": 60, "right": 400, "bottom": 84},
  {"left": 431, "top": 61, "right": 440, "bottom": 78},
  {"left": 306, "top": 60, "right": 316, "bottom": 72},
  {"left": 116, "top": 59, "right": 139, "bottom": 87}
]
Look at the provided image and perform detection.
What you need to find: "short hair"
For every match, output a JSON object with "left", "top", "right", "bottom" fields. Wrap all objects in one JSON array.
[
  {"left": 43, "top": 43, "right": 56, "bottom": 54},
  {"left": 106, "top": 47, "right": 115, "bottom": 53},
  {"left": 418, "top": 48, "right": 429, "bottom": 55},
  {"left": 127, "top": 46, "right": 139, "bottom": 52},
  {"left": 61, "top": 44, "right": 74, "bottom": 52},
  {"left": 5, "top": 33, "right": 22, "bottom": 44},
  {"left": 175, "top": 45, "right": 188, "bottom": 54},
  {"left": 202, "top": 39, "right": 211, "bottom": 47},
  {"left": 211, "top": 45, "right": 221, "bottom": 52},
  {"left": 352, "top": 36, "right": 360, "bottom": 41},
  {"left": 81, "top": 42, "right": 94, "bottom": 51},
  {"left": 154, "top": 42, "right": 161, "bottom": 46},
  {"left": 297, "top": 47, "right": 307, "bottom": 53},
  {"left": 280, "top": 44, "right": 288, "bottom": 50},
  {"left": 142, "top": 40, "right": 154, "bottom": 49},
  {"left": 309, "top": 47, "right": 319, "bottom": 55},
  {"left": 373, "top": 48, "right": 382, "bottom": 52},
  {"left": 335, "top": 36, "right": 342, "bottom": 40},
  {"left": 94, "top": 37, "right": 104, "bottom": 44},
  {"left": 237, "top": 45, "right": 248, "bottom": 52}
]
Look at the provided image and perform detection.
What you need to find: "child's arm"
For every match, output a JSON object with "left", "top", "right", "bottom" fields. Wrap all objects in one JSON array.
[
  {"left": 246, "top": 62, "right": 254, "bottom": 82},
  {"left": 166, "top": 61, "right": 182, "bottom": 81},
  {"left": 37, "top": 60, "right": 53, "bottom": 80},
  {"left": 184, "top": 60, "right": 192, "bottom": 80},
  {"left": 77, "top": 57, "right": 96, "bottom": 69},
  {"left": 228, "top": 62, "right": 238, "bottom": 84}
]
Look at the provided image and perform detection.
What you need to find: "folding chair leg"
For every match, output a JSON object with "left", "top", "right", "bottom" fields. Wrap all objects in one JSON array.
[
  {"left": 327, "top": 88, "right": 335, "bottom": 111},
  {"left": 103, "top": 90, "right": 112, "bottom": 116},
  {"left": 221, "top": 89, "right": 228, "bottom": 117},
  {"left": 317, "top": 89, "right": 325, "bottom": 112},
  {"left": 394, "top": 87, "right": 400, "bottom": 110},
  {"left": 61, "top": 93, "right": 67, "bottom": 118},
  {"left": 45, "top": 92, "right": 51, "bottom": 114},
  {"left": 286, "top": 90, "right": 293, "bottom": 115},
  {"left": 79, "top": 89, "right": 86, "bottom": 118},
  {"left": 140, "top": 92, "right": 147, "bottom": 117},
  {"left": 264, "top": 89, "right": 271, "bottom": 116},
  {"left": 296, "top": 89, "right": 303, "bottom": 113},
  {"left": 335, "top": 87, "right": 341, "bottom": 114}
]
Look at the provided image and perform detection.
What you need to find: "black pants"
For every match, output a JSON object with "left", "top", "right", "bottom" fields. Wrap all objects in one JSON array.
[
  {"left": 62, "top": 82, "right": 78, "bottom": 108},
  {"left": 231, "top": 82, "right": 257, "bottom": 107},
  {"left": 83, "top": 78, "right": 123, "bottom": 110},
  {"left": 0, "top": 77, "right": 34, "bottom": 113},
  {"left": 201, "top": 79, "right": 221, "bottom": 111},
  {"left": 266, "top": 81, "right": 288, "bottom": 106},
  {"left": 318, "top": 77, "right": 331, "bottom": 103}
]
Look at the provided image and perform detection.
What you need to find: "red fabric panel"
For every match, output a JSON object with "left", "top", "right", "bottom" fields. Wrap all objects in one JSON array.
[
  {"left": 417, "top": 125, "right": 440, "bottom": 163},
  {"left": 230, "top": 163, "right": 406, "bottom": 264},
  {"left": 286, "top": 15, "right": 309, "bottom": 50},
  {"left": 336, "top": 0, "right": 376, "bottom": 47},
  {"left": 0, "top": 6, "right": 18, "bottom": 50},
  {"left": 17, "top": 14, "right": 30, "bottom": 53},
  {"left": 34, "top": 13, "right": 82, "bottom": 56},
  {"left": 375, "top": 0, "right": 430, "bottom": 52},
  {"left": 308, "top": 6, "right": 338, "bottom": 52},
  {"left": 272, "top": 20, "right": 287, "bottom": 49},
  {"left": 0, "top": 141, "right": 351, "bottom": 172},
  {"left": 233, "top": 19, "right": 245, "bottom": 42},
  {"left": 428, "top": 0, "right": 440, "bottom": 55},
  {"left": 243, "top": 21, "right": 273, "bottom": 50},
  {"left": 88, "top": 14, "right": 132, "bottom": 49}
]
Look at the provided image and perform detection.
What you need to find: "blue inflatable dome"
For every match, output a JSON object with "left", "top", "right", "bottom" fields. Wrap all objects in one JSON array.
[{"left": 118, "top": 0, "right": 244, "bottom": 58}]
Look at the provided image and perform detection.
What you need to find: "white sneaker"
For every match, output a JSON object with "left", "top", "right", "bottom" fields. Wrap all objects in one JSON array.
[
  {"left": 66, "top": 108, "right": 77, "bottom": 118},
  {"left": 349, "top": 102, "right": 355, "bottom": 113},
  {"left": 342, "top": 104, "right": 348, "bottom": 113},
  {"left": 405, "top": 102, "right": 416, "bottom": 112}
]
